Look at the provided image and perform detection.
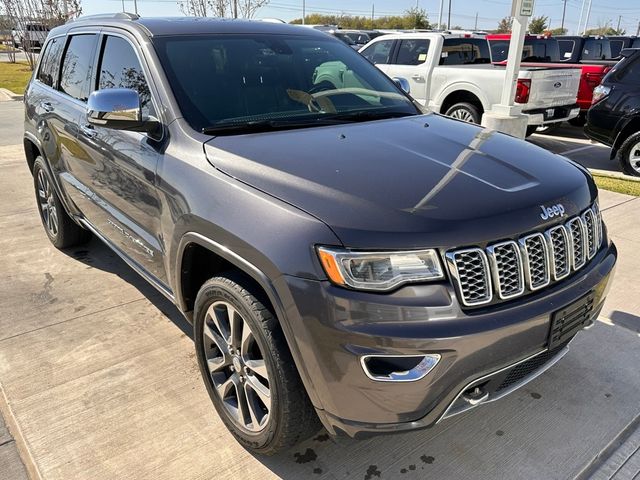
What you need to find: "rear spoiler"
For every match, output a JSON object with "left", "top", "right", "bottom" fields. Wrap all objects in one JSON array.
[{"left": 620, "top": 48, "right": 640, "bottom": 58}]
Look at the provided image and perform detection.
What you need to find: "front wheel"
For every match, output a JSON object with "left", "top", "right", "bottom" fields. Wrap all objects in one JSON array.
[
  {"left": 444, "top": 102, "right": 482, "bottom": 124},
  {"left": 33, "top": 157, "right": 91, "bottom": 248},
  {"left": 618, "top": 131, "right": 640, "bottom": 177},
  {"left": 194, "top": 274, "right": 320, "bottom": 454}
]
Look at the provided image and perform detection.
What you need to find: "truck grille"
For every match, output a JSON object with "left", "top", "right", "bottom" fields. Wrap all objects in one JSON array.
[{"left": 446, "top": 203, "right": 602, "bottom": 307}]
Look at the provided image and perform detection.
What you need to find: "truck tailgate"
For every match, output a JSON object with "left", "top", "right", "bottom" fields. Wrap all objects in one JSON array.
[{"left": 525, "top": 68, "right": 580, "bottom": 108}]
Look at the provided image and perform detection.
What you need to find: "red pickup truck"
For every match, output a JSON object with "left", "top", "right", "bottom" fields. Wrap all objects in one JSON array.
[{"left": 487, "top": 34, "right": 616, "bottom": 126}]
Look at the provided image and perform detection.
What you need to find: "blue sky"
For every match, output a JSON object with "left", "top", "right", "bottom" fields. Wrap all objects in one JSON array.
[{"left": 83, "top": 0, "right": 640, "bottom": 34}]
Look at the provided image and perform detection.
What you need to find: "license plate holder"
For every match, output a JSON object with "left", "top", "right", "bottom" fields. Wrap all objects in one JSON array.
[{"left": 548, "top": 292, "right": 595, "bottom": 349}]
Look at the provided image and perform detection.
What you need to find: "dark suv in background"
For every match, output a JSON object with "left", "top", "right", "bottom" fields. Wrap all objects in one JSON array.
[
  {"left": 24, "top": 13, "right": 617, "bottom": 454},
  {"left": 586, "top": 48, "right": 640, "bottom": 176}
]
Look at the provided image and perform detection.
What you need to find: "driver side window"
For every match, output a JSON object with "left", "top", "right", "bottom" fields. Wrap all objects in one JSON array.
[{"left": 361, "top": 40, "right": 394, "bottom": 65}]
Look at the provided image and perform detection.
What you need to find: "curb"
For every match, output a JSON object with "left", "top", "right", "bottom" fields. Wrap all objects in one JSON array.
[
  {"left": 589, "top": 168, "right": 640, "bottom": 183},
  {"left": 0, "top": 383, "right": 42, "bottom": 480},
  {"left": 0, "top": 88, "right": 23, "bottom": 101}
]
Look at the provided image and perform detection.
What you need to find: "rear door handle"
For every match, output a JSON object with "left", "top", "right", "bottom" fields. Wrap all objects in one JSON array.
[
  {"left": 41, "top": 101, "right": 54, "bottom": 112},
  {"left": 80, "top": 124, "right": 97, "bottom": 138}
]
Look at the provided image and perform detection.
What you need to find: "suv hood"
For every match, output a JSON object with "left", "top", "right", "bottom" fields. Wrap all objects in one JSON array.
[{"left": 204, "top": 114, "right": 596, "bottom": 249}]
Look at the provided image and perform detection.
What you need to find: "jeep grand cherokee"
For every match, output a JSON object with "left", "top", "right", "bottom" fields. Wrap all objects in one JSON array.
[{"left": 24, "top": 13, "right": 617, "bottom": 454}]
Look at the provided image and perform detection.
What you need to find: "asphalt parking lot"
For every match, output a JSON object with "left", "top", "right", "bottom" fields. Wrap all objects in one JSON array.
[{"left": 0, "top": 100, "right": 638, "bottom": 480}]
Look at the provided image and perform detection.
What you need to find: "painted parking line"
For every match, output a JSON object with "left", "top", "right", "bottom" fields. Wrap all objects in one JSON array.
[{"left": 559, "top": 145, "right": 600, "bottom": 156}]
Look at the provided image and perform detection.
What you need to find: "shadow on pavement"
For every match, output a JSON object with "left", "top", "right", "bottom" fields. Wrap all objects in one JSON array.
[
  {"left": 60, "top": 236, "right": 193, "bottom": 339},
  {"left": 609, "top": 310, "right": 640, "bottom": 333}
]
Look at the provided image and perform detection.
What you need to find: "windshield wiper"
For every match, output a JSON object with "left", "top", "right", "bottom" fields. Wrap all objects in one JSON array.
[{"left": 202, "top": 118, "right": 346, "bottom": 135}]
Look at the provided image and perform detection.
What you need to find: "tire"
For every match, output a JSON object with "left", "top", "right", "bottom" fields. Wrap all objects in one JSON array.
[
  {"left": 194, "top": 273, "right": 320, "bottom": 454},
  {"left": 617, "top": 131, "right": 640, "bottom": 177},
  {"left": 535, "top": 123, "right": 561, "bottom": 135},
  {"left": 33, "top": 157, "right": 91, "bottom": 248},
  {"left": 444, "top": 102, "right": 482, "bottom": 124},
  {"left": 525, "top": 125, "right": 538, "bottom": 137},
  {"left": 568, "top": 115, "right": 586, "bottom": 127}
]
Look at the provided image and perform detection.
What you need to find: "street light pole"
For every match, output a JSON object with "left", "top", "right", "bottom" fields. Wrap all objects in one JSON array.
[
  {"left": 582, "top": 0, "right": 593, "bottom": 35},
  {"left": 560, "top": 0, "right": 567, "bottom": 33},
  {"left": 577, "top": 0, "right": 586, "bottom": 34},
  {"left": 447, "top": 0, "right": 452, "bottom": 29},
  {"left": 302, "top": 0, "right": 305, "bottom": 24},
  {"left": 133, "top": 0, "right": 138, "bottom": 15},
  {"left": 437, "top": 0, "right": 444, "bottom": 29}
]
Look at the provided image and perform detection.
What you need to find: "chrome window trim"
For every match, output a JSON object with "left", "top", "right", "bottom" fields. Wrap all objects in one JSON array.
[
  {"left": 545, "top": 225, "right": 571, "bottom": 281},
  {"left": 567, "top": 216, "right": 587, "bottom": 270},
  {"left": 519, "top": 232, "right": 551, "bottom": 291},
  {"left": 486, "top": 240, "right": 525, "bottom": 300},
  {"left": 445, "top": 248, "right": 493, "bottom": 307}
]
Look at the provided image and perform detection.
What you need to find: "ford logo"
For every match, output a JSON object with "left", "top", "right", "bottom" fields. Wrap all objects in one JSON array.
[{"left": 553, "top": 82, "right": 562, "bottom": 88}]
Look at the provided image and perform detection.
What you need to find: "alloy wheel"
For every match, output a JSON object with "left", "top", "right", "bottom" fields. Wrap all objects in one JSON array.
[
  {"left": 203, "top": 301, "right": 271, "bottom": 432},
  {"left": 449, "top": 108, "right": 475, "bottom": 123},
  {"left": 629, "top": 141, "right": 640, "bottom": 174},
  {"left": 37, "top": 169, "right": 58, "bottom": 237}
]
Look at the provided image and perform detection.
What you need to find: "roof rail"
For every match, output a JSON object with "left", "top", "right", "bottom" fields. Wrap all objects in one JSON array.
[{"left": 67, "top": 12, "right": 139, "bottom": 24}]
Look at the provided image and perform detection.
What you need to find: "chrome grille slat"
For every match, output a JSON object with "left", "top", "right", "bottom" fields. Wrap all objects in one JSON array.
[
  {"left": 520, "top": 233, "right": 551, "bottom": 290},
  {"left": 546, "top": 225, "right": 571, "bottom": 280},
  {"left": 568, "top": 217, "right": 586, "bottom": 270},
  {"left": 446, "top": 249, "right": 492, "bottom": 306},
  {"left": 447, "top": 203, "right": 603, "bottom": 307},
  {"left": 487, "top": 241, "right": 524, "bottom": 299}
]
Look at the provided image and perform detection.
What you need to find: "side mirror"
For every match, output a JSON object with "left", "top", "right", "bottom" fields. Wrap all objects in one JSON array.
[
  {"left": 87, "top": 88, "right": 158, "bottom": 134},
  {"left": 392, "top": 77, "right": 411, "bottom": 94}
]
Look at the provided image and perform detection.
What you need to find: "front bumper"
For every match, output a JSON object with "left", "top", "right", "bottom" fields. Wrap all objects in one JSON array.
[
  {"left": 278, "top": 241, "right": 616, "bottom": 438},
  {"left": 524, "top": 104, "right": 580, "bottom": 125}
]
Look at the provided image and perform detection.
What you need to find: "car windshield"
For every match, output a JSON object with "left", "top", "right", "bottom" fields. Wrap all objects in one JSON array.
[{"left": 152, "top": 34, "right": 418, "bottom": 133}]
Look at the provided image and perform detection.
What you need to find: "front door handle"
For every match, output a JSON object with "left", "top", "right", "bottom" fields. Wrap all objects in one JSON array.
[
  {"left": 411, "top": 74, "right": 424, "bottom": 81},
  {"left": 41, "top": 101, "right": 54, "bottom": 112},
  {"left": 80, "top": 124, "right": 97, "bottom": 138}
]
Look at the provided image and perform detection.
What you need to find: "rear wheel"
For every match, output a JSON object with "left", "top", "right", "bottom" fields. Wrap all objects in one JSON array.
[
  {"left": 444, "top": 102, "right": 482, "bottom": 124},
  {"left": 194, "top": 274, "right": 320, "bottom": 454},
  {"left": 618, "top": 131, "right": 640, "bottom": 177},
  {"left": 33, "top": 157, "right": 91, "bottom": 248}
]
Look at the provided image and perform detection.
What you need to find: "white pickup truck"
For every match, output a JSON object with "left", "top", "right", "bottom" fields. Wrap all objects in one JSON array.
[{"left": 360, "top": 33, "right": 581, "bottom": 135}]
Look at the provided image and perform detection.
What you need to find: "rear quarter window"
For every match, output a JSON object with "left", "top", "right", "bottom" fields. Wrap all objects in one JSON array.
[
  {"left": 582, "top": 40, "right": 612, "bottom": 60},
  {"left": 558, "top": 40, "right": 575, "bottom": 60},
  {"left": 440, "top": 38, "right": 490, "bottom": 65},
  {"left": 37, "top": 37, "right": 64, "bottom": 87}
]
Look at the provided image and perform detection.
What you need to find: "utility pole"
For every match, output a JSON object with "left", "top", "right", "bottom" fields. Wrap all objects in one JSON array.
[
  {"left": 233, "top": 0, "right": 238, "bottom": 18},
  {"left": 582, "top": 0, "right": 592, "bottom": 35},
  {"left": 637, "top": 20, "right": 640, "bottom": 36},
  {"left": 616, "top": 15, "right": 621, "bottom": 33},
  {"left": 560, "top": 0, "right": 567, "bottom": 33},
  {"left": 577, "top": 0, "right": 586, "bottom": 34},
  {"left": 437, "top": 0, "right": 444, "bottom": 29},
  {"left": 447, "top": 0, "right": 452, "bottom": 29},
  {"left": 302, "top": 0, "right": 305, "bottom": 25},
  {"left": 474, "top": 12, "right": 478, "bottom": 30},
  {"left": 371, "top": 4, "right": 374, "bottom": 23}
]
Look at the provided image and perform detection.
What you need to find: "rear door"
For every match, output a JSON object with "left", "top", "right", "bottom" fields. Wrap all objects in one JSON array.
[
  {"left": 384, "top": 38, "right": 431, "bottom": 104},
  {"left": 73, "top": 31, "right": 167, "bottom": 285}
]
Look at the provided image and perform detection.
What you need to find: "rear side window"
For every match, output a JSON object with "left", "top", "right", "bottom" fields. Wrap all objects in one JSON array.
[
  {"left": 395, "top": 39, "right": 430, "bottom": 65},
  {"left": 613, "top": 55, "right": 640, "bottom": 84},
  {"left": 37, "top": 37, "right": 64, "bottom": 87},
  {"left": 582, "top": 39, "right": 612, "bottom": 60},
  {"left": 361, "top": 39, "right": 394, "bottom": 64},
  {"left": 610, "top": 40, "right": 624, "bottom": 58},
  {"left": 558, "top": 40, "right": 575, "bottom": 60},
  {"left": 440, "top": 39, "right": 490, "bottom": 65},
  {"left": 97, "top": 35, "right": 154, "bottom": 117},
  {"left": 59, "top": 34, "right": 98, "bottom": 102}
]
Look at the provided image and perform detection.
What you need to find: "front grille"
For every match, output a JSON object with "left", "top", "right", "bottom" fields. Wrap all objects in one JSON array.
[
  {"left": 495, "top": 342, "right": 568, "bottom": 393},
  {"left": 451, "top": 249, "right": 492, "bottom": 305},
  {"left": 447, "top": 203, "right": 602, "bottom": 307}
]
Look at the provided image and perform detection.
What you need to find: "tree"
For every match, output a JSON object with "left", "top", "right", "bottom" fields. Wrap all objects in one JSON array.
[
  {"left": 179, "top": 0, "right": 269, "bottom": 19},
  {"left": 495, "top": 16, "right": 512, "bottom": 33},
  {"left": 528, "top": 15, "right": 548, "bottom": 34},
  {"left": 404, "top": 7, "right": 429, "bottom": 30},
  {"left": 289, "top": 10, "right": 429, "bottom": 30},
  {"left": 549, "top": 27, "right": 567, "bottom": 35}
]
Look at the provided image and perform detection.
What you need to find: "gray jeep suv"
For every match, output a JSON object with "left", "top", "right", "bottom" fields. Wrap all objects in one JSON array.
[{"left": 24, "top": 13, "right": 617, "bottom": 454}]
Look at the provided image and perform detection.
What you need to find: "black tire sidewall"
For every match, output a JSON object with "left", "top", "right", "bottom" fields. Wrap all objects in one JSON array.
[
  {"left": 619, "top": 131, "right": 640, "bottom": 177},
  {"left": 33, "top": 158, "right": 62, "bottom": 246},
  {"left": 193, "top": 278, "right": 284, "bottom": 451}
]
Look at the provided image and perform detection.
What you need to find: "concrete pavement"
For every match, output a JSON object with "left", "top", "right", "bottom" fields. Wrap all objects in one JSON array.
[{"left": 0, "top": 101, "right": 639, "bottom": 479}]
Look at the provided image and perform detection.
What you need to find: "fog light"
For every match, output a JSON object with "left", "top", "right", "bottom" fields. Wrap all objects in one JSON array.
[{"left": 361, "top": 354, "right": 440, "bottom": 382}]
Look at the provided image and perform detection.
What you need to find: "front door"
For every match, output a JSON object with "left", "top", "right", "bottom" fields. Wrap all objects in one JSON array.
[{"left": 383, "top": 38, "right": 431, "bottom": 105}]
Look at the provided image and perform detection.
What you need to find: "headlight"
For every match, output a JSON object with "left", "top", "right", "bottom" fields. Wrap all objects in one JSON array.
[{"left": 317, "top": 247, "right": 444, "bottom": 291}]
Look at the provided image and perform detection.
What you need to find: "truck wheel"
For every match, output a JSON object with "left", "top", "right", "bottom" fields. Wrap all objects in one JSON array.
[
  {"left": 618, "top": 131, "right": 640, "bottom": 177},
  {"left": 444, "top": 102, "right": 481, "bottom": 124},
  {"left": 568, "top": 115, "right": 586, "bottom": 127},
  {"left": 32, "top": 157, "right": 91, "bottom": 248},
  {"left": 535, "top": 123, "right": 561, "bottom": 135},
  {"left": 193, "top": 274, "right": 320, "bottom": 454}
]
